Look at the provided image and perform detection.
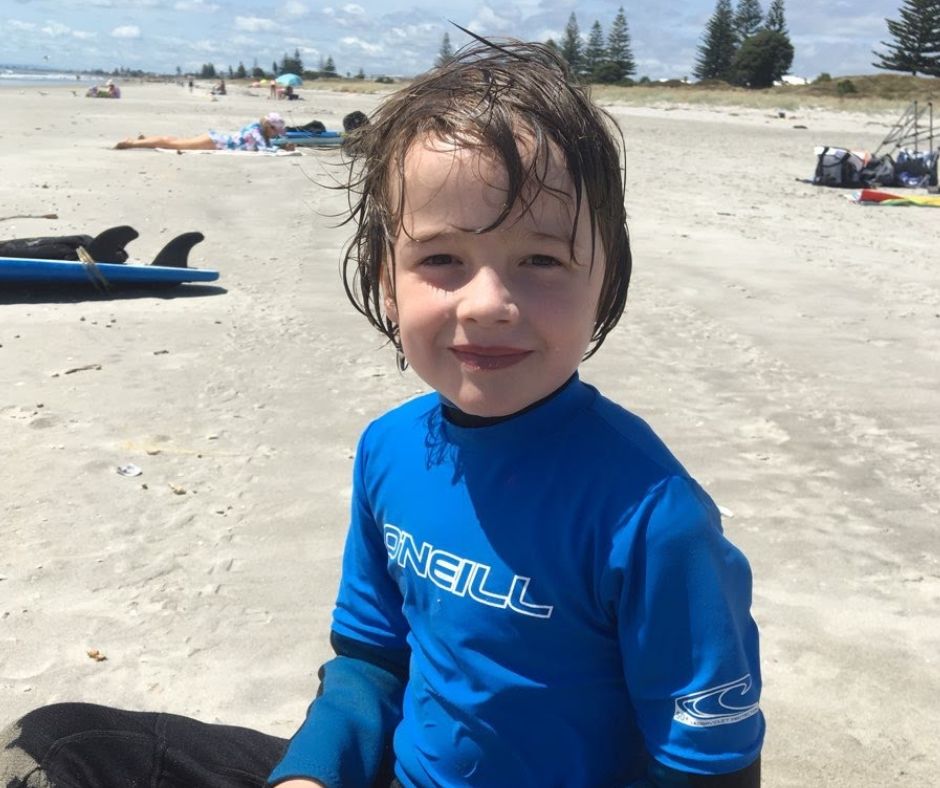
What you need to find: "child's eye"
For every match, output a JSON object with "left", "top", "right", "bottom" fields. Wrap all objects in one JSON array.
[
  {"left": 420, "top": 254, "right": 456, "bottom": 267},
  {"left": 525, "top": 254, "right": 563, "bottom": 268}
]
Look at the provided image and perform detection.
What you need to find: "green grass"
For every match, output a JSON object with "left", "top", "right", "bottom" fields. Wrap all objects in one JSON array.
[{"left": 589, "top": 73, "right": 940, "bottom": 114}]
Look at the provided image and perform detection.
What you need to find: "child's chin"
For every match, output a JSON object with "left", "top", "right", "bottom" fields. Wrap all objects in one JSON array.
[{"left": 450, "top": 387, "right": 531, "bottom": 419}]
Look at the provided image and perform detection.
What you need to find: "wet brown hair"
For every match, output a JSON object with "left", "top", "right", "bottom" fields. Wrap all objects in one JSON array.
[{"left": 341, "top": 37, "right": 631, "bottom": 362}]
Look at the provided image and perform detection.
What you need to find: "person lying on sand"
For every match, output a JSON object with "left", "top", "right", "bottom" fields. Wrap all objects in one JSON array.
[{"left": 114, "top": 111, "right": 293, "bottom": 151}]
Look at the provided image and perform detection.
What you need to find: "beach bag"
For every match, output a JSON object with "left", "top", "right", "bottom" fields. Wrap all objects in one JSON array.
[
  {"left": 895, "top": 149, "right": 939, "bottom": 188},
  {"left": 859, "top": 155, "right": 895, "bottom": 188},
  {"left": 286, "top": 119, "right": 326, "bottom": 133},
  {"left": 814, "top": 146, "right": 868, "bottom": 187}
]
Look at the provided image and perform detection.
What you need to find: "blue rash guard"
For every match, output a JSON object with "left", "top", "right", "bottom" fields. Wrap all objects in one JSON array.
[{"left": 269, "top": 375, "right": 764, "bottom": 786}]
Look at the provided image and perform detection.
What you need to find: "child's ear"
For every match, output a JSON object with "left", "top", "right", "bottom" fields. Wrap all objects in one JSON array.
[
  {"left": 384, "top": 293, "right": 398, "bottom": 323},
  {"left": 381, "top": 263, "right": 398, "bottom": 323}
]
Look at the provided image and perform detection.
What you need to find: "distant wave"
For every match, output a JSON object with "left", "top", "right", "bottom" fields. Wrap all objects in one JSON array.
[{"left": 0, "top": 70, "right": 89, "bottom": 82}]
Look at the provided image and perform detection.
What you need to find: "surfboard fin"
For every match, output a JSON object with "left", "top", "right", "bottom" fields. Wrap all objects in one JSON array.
[
  {"left": 151, "top": 232, "right": 204, "bottom": 268},
  {"left": 86, "top": 225, "right": 139, "bottom": 263}
]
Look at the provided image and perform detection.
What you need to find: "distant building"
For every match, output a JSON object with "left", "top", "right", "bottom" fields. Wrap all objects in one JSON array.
[{"left": 775, "top": 74, "right": 808, "bottom": 86}]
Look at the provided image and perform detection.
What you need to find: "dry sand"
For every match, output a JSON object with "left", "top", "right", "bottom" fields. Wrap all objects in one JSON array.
[{"left": 1, "top": 80, "right": 937, "bottom": 786}]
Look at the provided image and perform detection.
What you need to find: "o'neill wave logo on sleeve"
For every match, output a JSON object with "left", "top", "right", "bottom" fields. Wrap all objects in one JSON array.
[
  {"left": 673, "top": 675, "right": 760, "bottom": 728},
  {"left": 383, "top": 524, "right": 553, "bottom": 619}
]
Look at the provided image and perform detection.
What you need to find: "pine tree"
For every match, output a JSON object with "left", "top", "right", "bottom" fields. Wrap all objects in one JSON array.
[
  {"left": 281, "top": 50, "right": 303, "bottom": 75},
  {"left": 872, "top": 0, "right": 940, "bottom": 77},
  {"left": 731, "top": 29, "right": 793, "bottom": 87},
  {"left": 323, "top": 56, "right": 337, "bottom": 77},
  {"left": 561, "top": 13, "right": 583, "bottom": 73},
  {"left": 437, "top": 32, "right": 454, "bottom": 67},
  {"left": 764, "top": 0, "right": 788, "bottom": 35},
  {"left": 584, "top": 21, "right": 607, "bottom": 77},
  {"left": 235, "top": 62, "right": 247, "bottom": 79},
  {"left": 694, "top": 0, "right": 737, "bottom": 81},
  {"left": 734, "top": 0, "right": 763, "bottom": 42},
  {"left": 606, "top": 7, "right": 636, "bottom": 80}
]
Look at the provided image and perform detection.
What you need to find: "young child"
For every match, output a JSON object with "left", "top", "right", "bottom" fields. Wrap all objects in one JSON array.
[
  {"left": 0, "top": 39, "right": 762, "bottom": 788},
  {"left": 269, "top": 38, "right": 763, "bottom": 787}
]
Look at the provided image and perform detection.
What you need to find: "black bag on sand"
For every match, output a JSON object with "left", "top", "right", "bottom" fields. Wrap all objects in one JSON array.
[
  {"left": 285, "top": 120, "right": 326, "bottom": 133},
  {"left": 813, "top": 147, "right": 895, "bottom": 188},
  {"left": 859, "top": 155, "right": 895, "bottom": 188},
  {"left": 814, "top": 147, "right": 864, "bottom": 187}
]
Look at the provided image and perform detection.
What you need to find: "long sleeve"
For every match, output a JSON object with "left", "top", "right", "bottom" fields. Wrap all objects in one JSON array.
[
  {"left": 267, "top": 634, "right": 408, "bottom": 786},
  {"left": 269, "top": 427, "right": 411, "bottom": 786}
]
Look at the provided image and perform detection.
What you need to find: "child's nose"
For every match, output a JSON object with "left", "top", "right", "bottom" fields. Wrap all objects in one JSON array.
[{"left": 456, "top": 267, "right": 518, "bottom": 325}]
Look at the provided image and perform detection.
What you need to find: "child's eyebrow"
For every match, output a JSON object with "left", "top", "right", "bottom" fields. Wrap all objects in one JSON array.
[
  {"left": 398, "top": 227, "right": 572, "bottom": 246},
  {"left": 398, "top": 228, "right": 452, "bottom": 245}
]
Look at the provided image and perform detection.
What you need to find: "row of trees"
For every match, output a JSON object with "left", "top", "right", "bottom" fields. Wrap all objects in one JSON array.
[
  {"left": 552, "top": 8, "right": 636, "bottom": 82},
  {"left": 873, "top": 0, "right": 940, "bottom": 77},
  {"left": 694, "top": 0, "right": 793, "bottom": 88},
  {"left": 187, "top": 49, "right": 355, "bottom": 81},
  {"left": 437, "top": 7, "right": 636, "bottom": 83}
]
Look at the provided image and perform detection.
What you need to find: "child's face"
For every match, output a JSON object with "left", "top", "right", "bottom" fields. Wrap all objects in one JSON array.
[{"left": 386, "top": 135, "right": 605, "bottom": 417}]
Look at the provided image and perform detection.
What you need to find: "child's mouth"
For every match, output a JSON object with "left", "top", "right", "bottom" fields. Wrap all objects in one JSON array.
[{"left": 450, "top": 346, "right": 532, "bottom": 370}]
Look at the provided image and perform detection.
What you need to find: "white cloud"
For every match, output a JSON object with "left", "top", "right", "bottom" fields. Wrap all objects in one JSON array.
[
  {"left": 8, "top": 20, "right": 38, "bottom": 32},
  {"left": 342, "top": 3, "right": 365, "bottom": 15},
  {"left": 87, "top": 0, "right": 159, "bottom": 6},
  {"left": 190, "top": 39, "right": 222, "bottom": 53},
  {"left": 284, "top": 1, "right": 309, "bottom": 16},
  {"left": 341, "top": 35, "right": 383, "bottom": 55},
  {"left": 111, "top": 25, "right": 141, "bottom": 39},
  {"left": 174, "top": 0, "right": 220, "bottom": 11},
  {"left": 467, "top": 5, "right": 514, "bottom": 34},
  {"left": 41, "top": 22, "right": 71, "bottom": 37},
  {"left": 235, "top": 16, "right": 279, "bottom": 32},
  {"left": 230, "top": 34, "right": 259, "bottom": 47},
  {"left": 72, "top": 30, "right": 96, "bottom": 40}
]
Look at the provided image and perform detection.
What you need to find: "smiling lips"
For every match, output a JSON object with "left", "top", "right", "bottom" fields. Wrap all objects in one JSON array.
[{"left": 450, "top": 345, "right": 532, "bottom": 370}]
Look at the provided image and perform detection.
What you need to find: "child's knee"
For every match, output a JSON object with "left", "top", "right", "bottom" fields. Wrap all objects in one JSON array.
[
  {"left": 0, "top": 703, "right": 160, "bottom": 787},
  {"left": 1, "top": 703, "right": 136, "bottom": 762}
]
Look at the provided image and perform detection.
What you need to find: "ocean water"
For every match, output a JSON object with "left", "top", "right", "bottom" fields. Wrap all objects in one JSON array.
[{"left": 0, "top": 68, "right": 96, "bottom": 87}]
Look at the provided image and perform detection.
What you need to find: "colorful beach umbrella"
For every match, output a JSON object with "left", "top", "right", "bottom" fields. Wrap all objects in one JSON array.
[{"left": 275, "top": 73, "right": 303, "bottom": 87}]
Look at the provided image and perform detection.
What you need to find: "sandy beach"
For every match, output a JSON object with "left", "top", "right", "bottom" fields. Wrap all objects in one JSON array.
[{"left": 1, "top": 79, "right": 937, "bottom": 786}]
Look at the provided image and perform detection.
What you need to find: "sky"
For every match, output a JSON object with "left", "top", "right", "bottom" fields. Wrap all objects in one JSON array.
[{"left": 0, "top": 0, "right": 905, "bottom": 80}]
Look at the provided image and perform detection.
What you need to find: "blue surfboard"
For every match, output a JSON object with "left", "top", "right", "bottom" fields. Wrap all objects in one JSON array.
[
  {"left": 0, "top": 257, "right": 219, "bottom": 286},
  {"left": 276, "top": 130, "right": 344, "bottom": 147}
]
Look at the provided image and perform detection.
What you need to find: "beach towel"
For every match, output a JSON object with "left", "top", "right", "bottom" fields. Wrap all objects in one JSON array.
[
  {"left": 849, "top": 189, "right": 940, "bottom": 207},
  {"left": 153, "top": 148, "right": 301, "bottom": 156}
]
